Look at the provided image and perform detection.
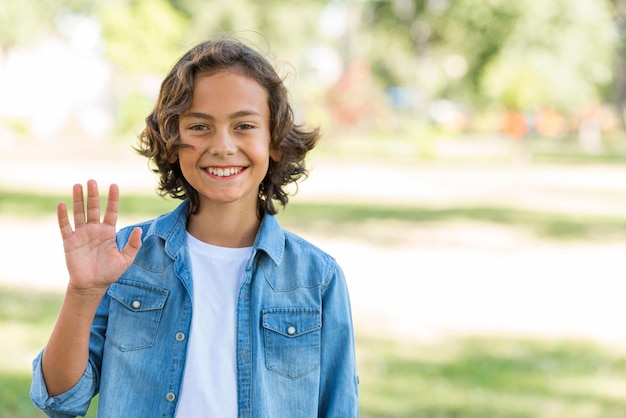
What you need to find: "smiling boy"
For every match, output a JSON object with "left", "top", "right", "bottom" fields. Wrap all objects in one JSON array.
[{"left": 31, "top": 37, "right": 359, "bottom": 417}]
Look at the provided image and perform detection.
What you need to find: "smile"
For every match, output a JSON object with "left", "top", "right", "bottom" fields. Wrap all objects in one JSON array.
[{"left": 206, "top": 167, "right": 243, "bottom": 177}]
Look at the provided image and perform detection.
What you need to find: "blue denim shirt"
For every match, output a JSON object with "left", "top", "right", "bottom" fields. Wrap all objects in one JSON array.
[{"left": 31, "top": 200, "right": 359, "bottom": 417}]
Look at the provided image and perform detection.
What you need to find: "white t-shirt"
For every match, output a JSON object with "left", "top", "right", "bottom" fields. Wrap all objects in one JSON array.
[{"left": 175, "top": 233, "right": 252, "bottom": 418}]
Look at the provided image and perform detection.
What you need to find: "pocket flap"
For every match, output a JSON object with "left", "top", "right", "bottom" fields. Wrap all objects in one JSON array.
[
  {"left": 108, "top": 281, "right": 169, "bottom": 312},
  {"left": 262, "top": 308, "right": 321, "bottom": 338}
]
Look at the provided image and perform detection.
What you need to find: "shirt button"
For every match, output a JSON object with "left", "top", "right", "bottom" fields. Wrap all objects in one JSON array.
[
  {"left": 131, "top": 300, "right": 141, "bottom": 309},
  {"left": 287, "top": 326, "right": 296, "bottom": 335},
  {"left": 175, "top": 332, "right": 185, "bottom": 341},
  {"left": 166, "top": 392, "right": 176, "bottom": 402}
]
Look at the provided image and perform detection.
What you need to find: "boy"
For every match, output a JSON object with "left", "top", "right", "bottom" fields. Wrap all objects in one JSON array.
[{"left": 31, "top": 37, "right": 359, "bottom": 417}]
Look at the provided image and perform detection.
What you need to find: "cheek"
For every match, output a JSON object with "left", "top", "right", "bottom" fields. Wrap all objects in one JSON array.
[{"left": 176, "top": 149, "right": 196, "bottom": 172}]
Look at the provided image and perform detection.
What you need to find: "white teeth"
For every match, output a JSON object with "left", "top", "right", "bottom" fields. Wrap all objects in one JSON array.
[{"left": 208, "top": 167, "right": 241, "bottom": 177}]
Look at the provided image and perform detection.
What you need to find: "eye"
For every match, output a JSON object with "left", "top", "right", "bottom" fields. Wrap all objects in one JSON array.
[
  {"left": 235, "top": 123, "right": 255, "bottom": 131},
  {"left": 189, "top": 124, "right": 208, "bottom": 131}
]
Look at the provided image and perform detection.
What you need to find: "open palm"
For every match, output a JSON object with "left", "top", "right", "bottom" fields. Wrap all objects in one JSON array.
[{"left": 57, "top": 180, "right": 142, "bottom": 291}]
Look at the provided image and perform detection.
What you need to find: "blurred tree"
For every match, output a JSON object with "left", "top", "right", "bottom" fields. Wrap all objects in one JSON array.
[
  {"left": 0, "top": 0, "right": 621, "bottom": 136},
  {"left": 359, "top": 0, "right": 615, "bottom": 115},
  {"left": 92, "top": 0, "right": 191, "bottom": 137},
  {"left": 608, "top": 0, "right": 626, "bottom": 128},
  {"left": 0, "top": 0, "right": 95, "bottom": 50},
  {"left": 167, "top": 0, "right": 325, "bottom": 56},
  {"left": 481, "top": 0, "right": 615, "bottom": 113},
  {"left": 92, "top": 0, "right": 330, "bottom": 136},
  {"left": 95, "top": 0, "right": 190, "bottom": 76},
  {"left": 362, "top": 0, "right": 523, "bottom": 102},
  {"left": 166, "top": 0, "right": 331, "bottom": 123}
]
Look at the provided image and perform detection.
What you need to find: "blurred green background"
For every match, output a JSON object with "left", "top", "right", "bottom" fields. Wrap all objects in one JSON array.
[{"left": 1, "top": 0, "right": 626, "bottom": 417}]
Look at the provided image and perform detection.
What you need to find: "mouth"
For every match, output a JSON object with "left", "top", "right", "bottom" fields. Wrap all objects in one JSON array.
[{"left": 205, "top": 167, "right": 244, "bottom": 177}]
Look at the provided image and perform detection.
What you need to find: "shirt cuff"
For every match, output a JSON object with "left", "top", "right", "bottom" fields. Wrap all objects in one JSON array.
[{"left": 30, "top": 350, "right": 97, "bottom": 417}]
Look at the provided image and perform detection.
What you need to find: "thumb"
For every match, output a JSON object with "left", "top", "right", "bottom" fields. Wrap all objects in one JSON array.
[{"left": 122, "top": 227, "right": 143, "bottom": 263}]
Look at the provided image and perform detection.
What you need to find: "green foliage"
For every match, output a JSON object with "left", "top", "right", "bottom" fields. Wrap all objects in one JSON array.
[
  {"left": 92, "top": 0, "right": 192, "bottom": 137},
  {"left": 3, "top": 284, "right": 625, "bottom": 418},
  {"left": 0, "top": 0, "right": 94, "bottom": 49},
  {"left": 359, "top": 0, "right": 616, "bottom": 112},
  {"left": 432, "top": 0, "right": 524, "bottom": 100},
  {"left": 95, "top": 0, "right": 189, "bottom": 76},
  {"left": 114, "top": 89, "right": 155, "bottom": 139},
  {"left": 0, "top": 0, "right": 622, "bottom": 135},
  {"left": 481, "top": 0, "right": 616, "bottom": 112},
  {"left": 169, "top": 0, "right": 327, "bottom": 79},
  {"left": 364, "top": 0, "right": 524, "bottom": 97},
  {"left": 91, "top": 0, "right": 329, "bottom": 138}
]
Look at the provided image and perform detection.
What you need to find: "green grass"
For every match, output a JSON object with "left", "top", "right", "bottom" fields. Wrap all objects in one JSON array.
[
  {"left": 3, "top": 285, "right": 626, "bottom": 418},
  {"left": 310, "top": 133, "right": 626, "bottom": 166},
  {"left": 279, "top": 202, "right": 626, "bottom": 243},
  {"left": 532, "top": 152, "right": 626, "bottom": 165},
  {"left": 357, "top": 334, "right": 626, "bottom": 417},
  {"left": 0, "top": 189, "right": 178, "bottom": 219},
  {"left": 0, "top": 286, "right": 94, "bottom": 417},
  {"left": 2, "top": 189, "right": 626, "bottom": 243}
]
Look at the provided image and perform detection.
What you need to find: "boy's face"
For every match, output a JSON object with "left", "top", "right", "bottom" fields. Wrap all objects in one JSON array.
[{"left": 177, "top": 70, "right": 278, "bottom": 214}]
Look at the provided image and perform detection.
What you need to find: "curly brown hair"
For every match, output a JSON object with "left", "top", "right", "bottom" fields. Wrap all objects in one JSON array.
[{"left": 136, "top": 36, "right": 319, "bottom": 216}]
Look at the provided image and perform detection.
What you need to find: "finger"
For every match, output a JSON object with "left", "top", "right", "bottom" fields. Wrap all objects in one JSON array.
[
  {"left": 57, "top": 202, "right": 73, "bottom": 240},
  {"left": 103, "top": 184, "right": 120, "bottom": 227},
  {"left": 121, "top": 227, "right": 143, "bottom": 265},
  {"left": 86, "top": 179, "right": 100, "bottom": 224},
  {"left": 72, "top": 183, "right": 86, "bottom": 226}
]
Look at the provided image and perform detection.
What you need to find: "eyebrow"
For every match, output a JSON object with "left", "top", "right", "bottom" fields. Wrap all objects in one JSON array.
[{"left": 180, "top": 110, "right": 263, "bottom": 120}]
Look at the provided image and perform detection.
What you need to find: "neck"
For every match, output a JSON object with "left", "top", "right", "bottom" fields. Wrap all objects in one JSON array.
[{"left": 186, "top": 204, "right": 261, "bottom": 248}]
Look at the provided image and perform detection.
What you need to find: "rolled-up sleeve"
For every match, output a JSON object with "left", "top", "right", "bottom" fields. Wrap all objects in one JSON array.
[{"left": 30, "top": 350, "right": 98, "bottom": 417}]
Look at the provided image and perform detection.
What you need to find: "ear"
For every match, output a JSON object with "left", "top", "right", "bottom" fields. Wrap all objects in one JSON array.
[
  {"left": 270, "top": 148, "right": 282, "bottom": 162},
  {"left": 167, "top": 152, "right": 179, "bottom": 164}
]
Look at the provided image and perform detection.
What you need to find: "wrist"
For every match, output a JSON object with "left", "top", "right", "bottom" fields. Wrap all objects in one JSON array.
[{"left": 66, "top": 283, "right": 108, "bottom": 301}]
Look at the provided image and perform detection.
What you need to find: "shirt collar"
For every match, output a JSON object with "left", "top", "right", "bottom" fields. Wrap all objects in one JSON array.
[
  {"left": 251, "top": 212, "right": 285, "bottom": 266},
  {"left": 145, "top": 200, "right": 285, "bottom": 266}
]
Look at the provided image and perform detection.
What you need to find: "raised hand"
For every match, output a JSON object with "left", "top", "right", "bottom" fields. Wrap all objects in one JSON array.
[{"left": 57, "top": 180, "right": 142, "bottom": 293}]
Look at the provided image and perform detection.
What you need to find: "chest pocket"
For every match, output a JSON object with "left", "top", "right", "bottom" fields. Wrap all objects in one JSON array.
[
  {"left": 106, "top": 281, "right": 169, "bottom": 351},
  {"left": 262, "top": 308, "right": 321, "bottom": 379}
]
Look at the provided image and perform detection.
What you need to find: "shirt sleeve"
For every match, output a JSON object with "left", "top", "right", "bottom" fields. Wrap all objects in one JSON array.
[
  {"left": 30, "top": 231, "right": 126, "bottom": 417},
  {"left": 30, "top": 350, "right": 98, "bottom": 417},
  {"left": 318, "top": 262, "right": 360, "bottom": 417}
]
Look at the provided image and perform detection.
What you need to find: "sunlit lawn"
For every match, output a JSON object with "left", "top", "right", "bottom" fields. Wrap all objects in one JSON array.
[
  {"left": 2, "top": 187, "right": 626, "bottom": 417},
  {"left": 2, "top": 285, "right": 626, "bottom": 418},
  {"left": 2, "top": 137, "right": 626, "bottom": 417},
  {"left": 2, "top": 189, "right": 626, "bottom": 243},
  {"left": 357, "top": 333, "right": 626, "bottom": 418}
]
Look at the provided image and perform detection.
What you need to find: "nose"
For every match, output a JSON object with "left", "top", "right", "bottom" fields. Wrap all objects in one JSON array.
[{"left": 208, "top": 128, "right": 236, "bottom": 157}]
